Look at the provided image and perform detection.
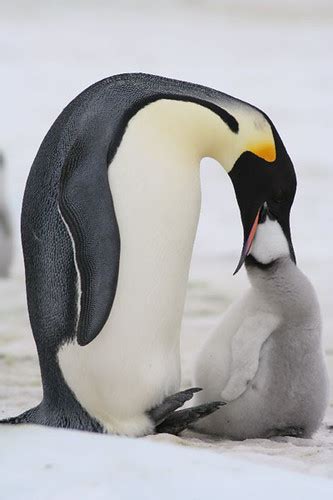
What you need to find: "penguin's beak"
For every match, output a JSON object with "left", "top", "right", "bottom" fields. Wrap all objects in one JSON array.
[
  {"left": 228, "top": 150, "right": 268, "bottom": 275},
  {"left": 233, "top": 208, "right": 261, "bottom": 275}
]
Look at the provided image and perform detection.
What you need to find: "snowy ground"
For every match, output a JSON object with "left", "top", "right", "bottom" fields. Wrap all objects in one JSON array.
[
  {"left": 2, "top": 426, "right": 333, "bottom": 500},
  {"left": 1, "top": 0, "right": 333, "bottom": 495}
]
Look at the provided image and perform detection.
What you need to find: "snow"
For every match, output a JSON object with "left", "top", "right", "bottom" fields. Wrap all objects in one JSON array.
[
  {"left": 1, "top": 425, "right": 332, "bottom": 500},
  {"left": 1, "top": 0, "right": 333, "bottom": 494}
]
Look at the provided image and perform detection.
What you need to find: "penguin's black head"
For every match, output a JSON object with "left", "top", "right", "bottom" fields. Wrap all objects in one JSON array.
[{"left": 229, "top": 123, "right": 297, "bottom": 274}]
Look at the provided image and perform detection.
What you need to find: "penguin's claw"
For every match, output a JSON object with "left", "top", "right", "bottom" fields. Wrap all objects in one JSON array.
[
  {"left": 268, "top": 426, "right": 305, "bottom": 438},
  {"left": 148, "top": 387, "right": 226, "bottom": 435},
  {"left": 155, "top": 401, "right": 225, "bottom": 435},
  {"left": 149, "top": 387, "right": 202, "bottom": 426}
]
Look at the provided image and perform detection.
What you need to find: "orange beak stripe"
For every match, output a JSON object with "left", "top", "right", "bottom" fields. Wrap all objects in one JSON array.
[
  {"left": 233, "top": 208, "right": 261, "bottom": 275},
  {"left": 244, "top": 209, "right": 260, "bottom": 257}
]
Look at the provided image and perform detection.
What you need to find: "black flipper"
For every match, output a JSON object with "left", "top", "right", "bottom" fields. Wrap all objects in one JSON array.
[{"left": 59, "top": 141, "right": 120, "bottom": 346}]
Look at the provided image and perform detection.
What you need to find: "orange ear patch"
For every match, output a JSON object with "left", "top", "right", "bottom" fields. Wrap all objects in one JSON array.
[{"left": 250, "top": 143, "right": 276, "bottom": 162}]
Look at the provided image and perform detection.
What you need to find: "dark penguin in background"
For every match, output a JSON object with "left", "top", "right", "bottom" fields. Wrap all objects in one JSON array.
[
  {"left": 0, "top": 153, "right": 12, "bottom": 278},
  {"left": 1, "top": 74, "right": 296, "bottom": 435}
]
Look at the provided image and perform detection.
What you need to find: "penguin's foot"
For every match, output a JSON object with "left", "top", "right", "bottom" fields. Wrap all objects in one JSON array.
[
  {"left": 268, "top": 426, "right": 305, "bottom": 438},
  {"left": 148, "top": 387, "right": 225, "bottom": 435}
]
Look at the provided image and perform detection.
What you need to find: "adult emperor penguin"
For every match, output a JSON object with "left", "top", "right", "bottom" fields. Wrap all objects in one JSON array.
[
  {"left": 194, "top": 204, "right": 329, "bottom": 439},
  {"left": 1, "top": 73, "right": 297, "bottom": 436},
  {"left": 0, "top": 152, "right": 12, "bottom": 277}
]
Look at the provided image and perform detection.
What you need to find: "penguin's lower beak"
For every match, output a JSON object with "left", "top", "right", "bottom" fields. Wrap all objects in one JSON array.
[{"left": 233, "top": 208, "right": 261, "bottom": 275}]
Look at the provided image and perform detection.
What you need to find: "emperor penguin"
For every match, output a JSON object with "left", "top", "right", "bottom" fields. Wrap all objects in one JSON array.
[
  {"left": 0, "top": 153, "right": 12, "bottom": 277},
  {"left": 193, "top": 204, "right": 329, "bottom": 439},
  {"left": 1, "top": 74, "right": 297, "bottom": 436}
]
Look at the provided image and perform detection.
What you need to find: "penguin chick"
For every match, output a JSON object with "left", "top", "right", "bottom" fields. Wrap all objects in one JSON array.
[{"left": 193, "top": 206, "right": 329, "bottom": 439}]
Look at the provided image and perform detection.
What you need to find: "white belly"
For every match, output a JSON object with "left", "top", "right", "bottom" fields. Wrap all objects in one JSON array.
[{"left": 58, "top": 102, "right": 202, "bottom": 435}]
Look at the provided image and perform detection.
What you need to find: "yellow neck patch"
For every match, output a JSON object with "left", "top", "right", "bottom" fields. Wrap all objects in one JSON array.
[{"left": 249, "top": 142, "right": 276, "bottom": 163}]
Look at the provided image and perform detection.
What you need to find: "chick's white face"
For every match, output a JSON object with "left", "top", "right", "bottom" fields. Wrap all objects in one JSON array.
[{"left": 249, "top": 217, "right": 290, "bottom": 264}]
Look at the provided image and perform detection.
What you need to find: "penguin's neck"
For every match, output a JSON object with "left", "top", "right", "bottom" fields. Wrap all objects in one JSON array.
[
  {"left": 125, "top": 99, "right": 237, "bottom": 170},
  {"left": 106, "top": 101, "right": 211, "bottom": 347},
  {"left": 105, "top": 99, "right": 274, "bottom": 346},
  {"left": 117, "top": 98, "right": 276, "bottom": 171}
]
